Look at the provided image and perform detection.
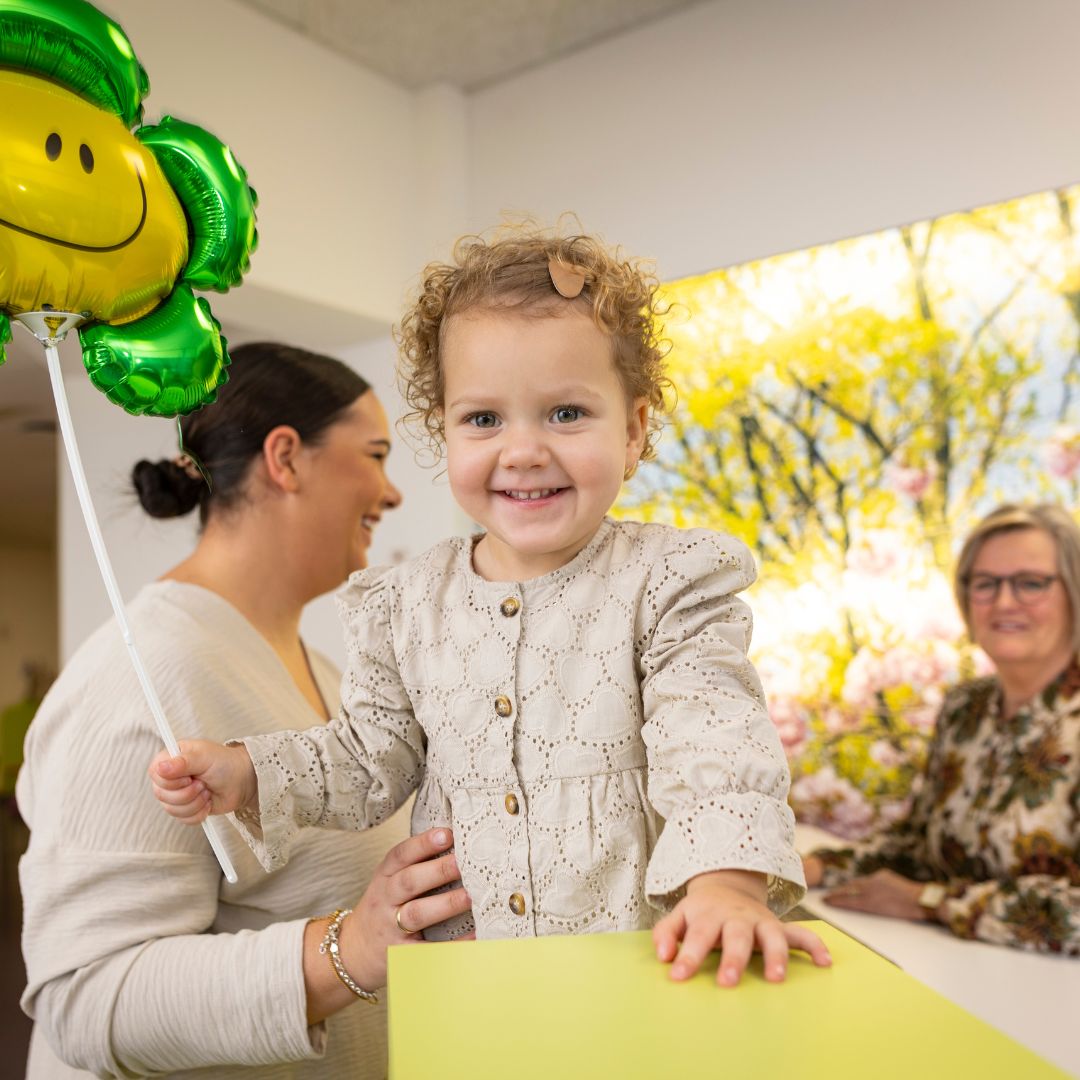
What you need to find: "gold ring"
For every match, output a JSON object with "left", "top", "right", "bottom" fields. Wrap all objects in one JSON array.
[{"left": 395, "top": 905, "right": 418, "bottom": 935}]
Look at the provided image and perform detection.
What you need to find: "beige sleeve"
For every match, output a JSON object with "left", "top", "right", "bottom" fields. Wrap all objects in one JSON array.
[{"left": 639, "top": 529, "right": 805, "bottom": 914}]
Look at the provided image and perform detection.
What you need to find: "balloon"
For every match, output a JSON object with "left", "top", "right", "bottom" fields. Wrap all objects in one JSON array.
[
  {"left": 0, "top": 0, "right": 148, "bottom": 128},
  {"left": 0, "top": 69, "right": 189, "bottom": 324},
  {"left": 0, "top": 0, "right": 257, "bottom": 416},
  {"left": 138, "top": 117, "right": 259, "bottom": 292},
  {"left": 81, "top": 285, "right": 230, "bottom": 417}
]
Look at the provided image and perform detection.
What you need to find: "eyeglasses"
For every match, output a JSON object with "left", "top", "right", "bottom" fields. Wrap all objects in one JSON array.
[{"left": 964, "top": 572, "right": 1060, "bottom": 606}]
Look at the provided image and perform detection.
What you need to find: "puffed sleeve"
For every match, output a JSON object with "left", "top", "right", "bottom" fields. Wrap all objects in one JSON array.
[
  {"left": 638, "top": 528, "right": 805, "bottom": 914},
  {"left": 235, "top": 568, "right": 425, "bottom": 869}
]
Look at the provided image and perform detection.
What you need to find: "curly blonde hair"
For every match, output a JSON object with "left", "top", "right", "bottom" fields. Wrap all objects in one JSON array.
[{"left": 396, "top": 222, "right": 672, "bottom": 461}]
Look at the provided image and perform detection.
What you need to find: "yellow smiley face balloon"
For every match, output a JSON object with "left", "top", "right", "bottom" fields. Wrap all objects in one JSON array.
[
  {"left": 0, "top": 69, "right": 189, "bottom": 324},
  {"left": 0, "top": 0, "right": 258, "bottom": 417}
]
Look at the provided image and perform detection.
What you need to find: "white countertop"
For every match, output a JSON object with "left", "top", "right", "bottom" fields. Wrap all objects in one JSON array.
[{"left": 795, "top": 824, "right": 1079, "bottom": 1078}]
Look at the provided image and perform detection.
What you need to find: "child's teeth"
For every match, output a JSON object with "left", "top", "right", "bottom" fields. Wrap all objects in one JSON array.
[{"left": 508, "top": 489, "right": 555, "bottom": 500}]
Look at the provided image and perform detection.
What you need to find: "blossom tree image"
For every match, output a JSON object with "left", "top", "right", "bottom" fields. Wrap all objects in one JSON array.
[{"left": 617, "top": 185, "right": 1080, "bottom": 836}]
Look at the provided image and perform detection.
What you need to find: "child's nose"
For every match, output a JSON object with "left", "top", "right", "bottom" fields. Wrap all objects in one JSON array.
[{"left": 498, "top": 428, "right": 550, "bottom": 469}]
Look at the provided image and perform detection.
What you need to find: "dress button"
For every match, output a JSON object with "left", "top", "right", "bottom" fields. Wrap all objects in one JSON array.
[
  {"left": 494, "top": 695, "right": 513, "bottom": 717},
  {"left": 508, "top": 892, "right": 526, "bottom": 916},
  {"left": 504, "top": 793, "right": 519, "bottom": 815},
  {"left": 499, "top": 597, "right": 520, "bottom": 617}
]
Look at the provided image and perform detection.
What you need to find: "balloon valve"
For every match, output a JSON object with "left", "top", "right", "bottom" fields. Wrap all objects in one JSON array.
[{"left": 13, "top": 310, "right": 89, "bottom": 347}]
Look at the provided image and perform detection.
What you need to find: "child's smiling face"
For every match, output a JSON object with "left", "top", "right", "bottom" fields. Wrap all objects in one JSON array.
[{"left": 442, "top": 306, "right": 647, "bottom": 582}]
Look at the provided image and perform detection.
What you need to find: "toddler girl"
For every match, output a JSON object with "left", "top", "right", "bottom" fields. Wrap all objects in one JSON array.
[{"left": 153, "top": 225, "right": 829, "bottom": 987}]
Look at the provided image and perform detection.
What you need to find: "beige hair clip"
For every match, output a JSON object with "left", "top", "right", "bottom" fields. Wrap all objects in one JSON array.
[{"left": 548, "top": 257, "right": 587, "bottom": 299}]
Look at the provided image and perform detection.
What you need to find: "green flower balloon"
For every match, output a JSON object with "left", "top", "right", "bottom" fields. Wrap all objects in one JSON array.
[{"left": 0, "top": 0, "right": 258, "bottom": 416}]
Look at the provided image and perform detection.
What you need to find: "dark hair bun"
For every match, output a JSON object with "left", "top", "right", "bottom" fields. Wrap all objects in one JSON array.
[{"left": 132, "top": 459, "right": 204, "bottom": 519}]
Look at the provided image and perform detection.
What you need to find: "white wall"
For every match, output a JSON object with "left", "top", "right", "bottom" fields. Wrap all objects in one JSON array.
[
  {"left": 468, "top": 0, "right": 1080, "bottom": 280},
  {"left": 98, "top": 0, "right": 447, "bottom": 339}
]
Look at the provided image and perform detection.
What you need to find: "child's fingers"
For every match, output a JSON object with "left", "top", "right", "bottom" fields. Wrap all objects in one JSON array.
[
  {"left": 754, "top": 920, "right": 791, "bottom": 982},
  {"left": 652, "top": 907, "right": 687, "bottom": 964},
  {"left": 155, "top": 786, "right": 211, "bottom": 822},
  {"left": 671, "top": 917, "right": 724, "bottom": 981},
  {"left": 784, "top": 923, "right": 833, "bottom": 967},
  {"left": 148, "top": 753, "right": 191, "bottom": 790},
  {"left": 152, "top": 777, "right": 205, "bottom": 806},
  {"left": 715, "top": 920, "right": 754, "bottom": 986}
]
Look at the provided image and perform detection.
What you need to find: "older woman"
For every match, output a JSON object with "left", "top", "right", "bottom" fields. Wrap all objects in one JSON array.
[
  {"left": 803, "top": 504, "right": 1079, "bottom": 955},
  {"left": 17, "top": 343, "right": 471, "bottom": 1078}
]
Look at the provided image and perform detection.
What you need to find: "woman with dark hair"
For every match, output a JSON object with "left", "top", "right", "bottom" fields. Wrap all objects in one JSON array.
[
  {"left": 803, "top": 503, "right": 1080, "bottom": 956},
  {"left": 17, "top": 343, "right": 471, "bottom": 1078}
]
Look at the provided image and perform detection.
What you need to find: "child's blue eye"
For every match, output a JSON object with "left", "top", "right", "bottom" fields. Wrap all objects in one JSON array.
[
  {"left": 468, "top": 412, "right": 499, "bottom": 429},
  {"left": 553, "top": 406, "right": 583, "bottom": 424}
]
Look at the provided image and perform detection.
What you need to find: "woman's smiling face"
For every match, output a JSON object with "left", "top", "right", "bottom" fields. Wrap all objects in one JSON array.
[
  {"left": 295, "top": 391, "right": 402, "bottom": 585},
  {"left": 968, "top": 527, "right": 1074, "bottom": 679}
]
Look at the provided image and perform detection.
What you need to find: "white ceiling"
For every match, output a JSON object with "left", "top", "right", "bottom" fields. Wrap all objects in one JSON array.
[{"left": 233, "top": 0, "right": 706, "bottom": 90}]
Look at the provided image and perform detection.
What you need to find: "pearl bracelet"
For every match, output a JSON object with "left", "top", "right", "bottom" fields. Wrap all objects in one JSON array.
[{"left": 318, "top": 908, "right": 379, "bottom": 1005}]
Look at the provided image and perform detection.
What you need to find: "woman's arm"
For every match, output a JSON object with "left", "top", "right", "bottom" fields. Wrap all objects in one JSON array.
[{"left": 936, "top": 874, "right": 1080, "bottom": 954}]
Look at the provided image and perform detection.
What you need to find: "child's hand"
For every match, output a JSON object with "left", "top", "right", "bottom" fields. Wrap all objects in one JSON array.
[
  {"left": 653, "top": 869, "right": 832, "bottom": 987},
  {"left": 149, "top": 739, "right": 258, "bottom": 824}
]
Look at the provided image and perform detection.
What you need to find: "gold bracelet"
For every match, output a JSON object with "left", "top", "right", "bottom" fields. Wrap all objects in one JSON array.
[{"left": 318, "top": 909, "right": 379, "bottom": 1005}]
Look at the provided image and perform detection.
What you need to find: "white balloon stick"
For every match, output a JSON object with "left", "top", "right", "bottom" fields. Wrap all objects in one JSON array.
[{"left": 20, "top": 314, "right": 238, "bottom": 884}]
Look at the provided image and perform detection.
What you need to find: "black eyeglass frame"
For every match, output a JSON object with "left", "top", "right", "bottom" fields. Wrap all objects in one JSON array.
[{"left": 962, "top": 572, "right": 1060, "bottom": 605}]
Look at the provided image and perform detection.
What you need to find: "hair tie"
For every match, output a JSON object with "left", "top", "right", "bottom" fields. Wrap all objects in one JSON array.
[{"left": 548, "top": 257, "right": 587, "bottom": 298}]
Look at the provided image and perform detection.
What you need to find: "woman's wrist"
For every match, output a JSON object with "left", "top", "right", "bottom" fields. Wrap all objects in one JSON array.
[
  {"left": 319, "top": 909, "right": 379, "bottom": 1003},
  {"left": 303, "top": 912, "right": 375, "bottom": 1025}
]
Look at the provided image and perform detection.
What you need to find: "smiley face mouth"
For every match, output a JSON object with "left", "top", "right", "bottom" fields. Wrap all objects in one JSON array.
[{"left": 0, "top": 171, "right": 147, "bottom": 252}]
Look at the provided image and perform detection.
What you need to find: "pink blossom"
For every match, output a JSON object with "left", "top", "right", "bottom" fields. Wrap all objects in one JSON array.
[
  {"left": 868, "top": 739, "right": 905, "bottom": 769},
  {"left": 791, "top": 767, "right": 876, "bottom": 839},
  {"left": 768, "top": 696, "right": 808, "bottom": 756},
  {"left": 845, "top": 529, "right": 908, "bottom": 576},
  {"left": 886, "top": 461, "right": 935, "bottom": 501},
  {"left": 823, "top": 706, "right": 862, "bottom": 735},
  {"left": 1044, "top": 425, "right": 1080, "bottom": 479}
]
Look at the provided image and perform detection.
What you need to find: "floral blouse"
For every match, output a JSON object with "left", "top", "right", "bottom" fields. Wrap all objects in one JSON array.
[
  {"left": 236, "top": 519, "right": 805, "bottom": 939},
  {"left": 813, "top": 662, "right": 1080, "bottom": 956}
]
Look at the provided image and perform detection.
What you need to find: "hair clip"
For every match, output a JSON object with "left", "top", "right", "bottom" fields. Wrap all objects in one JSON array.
[{"left": 548, "top": 257, "right": 587, "bottom": 299}]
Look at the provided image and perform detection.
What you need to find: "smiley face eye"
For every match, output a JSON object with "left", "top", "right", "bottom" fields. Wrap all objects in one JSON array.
[
  {"left": 45, "top": 132, "right": 62, "bottom": 160},
  {"left": 79, "top": 144, "right": 94, "bottom": 174}
]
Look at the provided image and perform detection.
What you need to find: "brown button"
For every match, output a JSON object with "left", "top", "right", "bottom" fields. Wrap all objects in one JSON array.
[
  {"left": 508, "top": 892, "right": 526, "bottom": 916},
  {"left": 504, "top": 793, "right": 519, "bottom": 815},
  {"left": 499, "top": 597, "right": 520, "bottom": 617},
  {"left": 494, "top": 695, "right": 513, "bottom": 717}
]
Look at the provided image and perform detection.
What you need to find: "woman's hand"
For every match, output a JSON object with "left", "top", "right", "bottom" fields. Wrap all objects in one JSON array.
[
  {"left": 653, "top": 869, "right": 832, "bottom": 987},
  {"left": 305, "top": 827, "right": 473, "bottom": 1023},
  {"left": 802, "top": 854, "right": 825, "bottom": 888},
  {"left": 823, "top": 868, "right": 929, "bottom": 920},
  {"left": 149, "top": 739, "right": 258, "bottom": 822}
]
